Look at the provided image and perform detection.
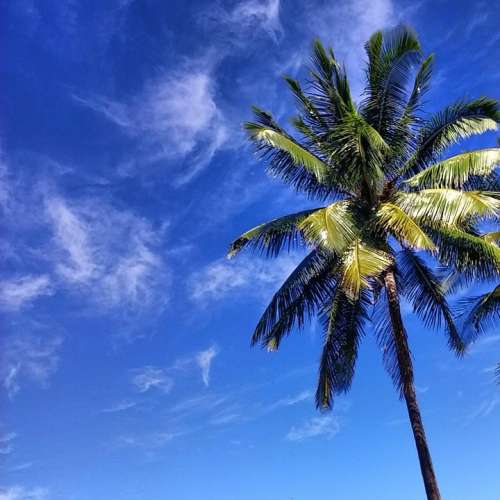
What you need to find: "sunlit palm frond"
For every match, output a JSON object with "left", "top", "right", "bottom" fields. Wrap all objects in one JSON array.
[
  {"left": 404, "top": 97, "right": 499, "bottom": 177},
  {"left": 340, "top": 240, "right": 393, "bottom": 299},
  {"left": 228, "top": 208, "right": 322, "bottom": 258},
  {"left": 298, "top": 201, "right": 357, "bottom": 254},
  {"left": 377, "top": 202, "right": 435, "bottom": 250},
  {"left": 398, "top": 249, "right": 465, "bottom": 354},
  {"left": 316, "top": 288, "right": 369, "bottom": 409},
  {"left": 482, "top": 230, "right": 500, "bottom": 245},
  {"left": 252, "top": 250, "right": 339, "bottom": 350},
  {"left": 395, "top": 189, "right": 500, "bottom": 226},
  {"left": 404, "top": 148, "right": 500, "bottom": 189}
]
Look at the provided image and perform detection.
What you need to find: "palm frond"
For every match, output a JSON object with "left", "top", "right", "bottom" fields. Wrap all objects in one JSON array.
[
  {"left": 457, "top": 285, "right": 500, "bottom": 343},
  {"left": 298, "top": 201, "right": 357, "bottom": 254},
  {"left": 482, "top": 230, "right": 500, "bottom": 245},
  {"left": 316, "top": 288, "right": 369, "bottom": 409},
  {"left": 340, "top": 240, "right": 393, "bottom": 298},
  {"left": 395, "top": 189, "right": 500, "bottom": 226},
  {"left": 252, "top": 250, "right": 338, "bottom": 350},
  {"left": 377, "top": 202, "right": 435, "bottom": 250},
  {"left": 244, "top": 108, "right": 337, "bottom": 199},
  {"left": 362, "top": 26, "right": 421, "bottom": 137},
  {"left": 404, "top": 97, "right": 500, "bottom": 177},
  {"left": 428, "top": 226, "right": 500, "bottom": 280},
  {"left": 228, "top": 208, "right": 322, "bottom": 258},
  {"left": 404, "top": 148, "right": 500, "bottom": 189},
  {"left": 397, "top": 249, "right": 465, "bottom": 354}
]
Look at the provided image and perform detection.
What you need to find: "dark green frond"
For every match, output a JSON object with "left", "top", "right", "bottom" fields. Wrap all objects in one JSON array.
[
  {"left": 404, "top": 97, "right": 500, "bottom": 177},
  {"left": 244, "top": 111, "right": 337, "bottom": 199},
  {"left": 316, "top": 288, "right": 370, "bottom": 409},
  {"left": 252, "top": 250, "right": 338, "bottom": 350},
  {"left": 458, "top": 285, "right": 500, "bottom": 343},
  {"left": 397, "top": 249, "right": 465, "bottom": 354},
  {"left": 362, "top": 26, "right": 421, "bottom": 138},
  {"left": 228, "top": 208, "right": 322, "bottom": 258},
  {"left": 428, "top": 226, "right": 500, "bottom": 281}
]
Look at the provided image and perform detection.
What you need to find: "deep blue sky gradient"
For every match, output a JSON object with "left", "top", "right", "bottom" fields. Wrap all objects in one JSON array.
[{"left": 1, "top": 1, "right": 499, "bottom": 499}]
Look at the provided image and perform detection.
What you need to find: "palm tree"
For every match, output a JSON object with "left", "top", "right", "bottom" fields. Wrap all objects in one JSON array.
[{"left": 228, "top": 27, "right": 500, "bottom": 499}]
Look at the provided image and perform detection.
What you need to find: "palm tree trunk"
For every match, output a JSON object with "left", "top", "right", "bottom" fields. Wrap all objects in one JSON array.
[{"left": 384, "top": 270, "right": 441, "bottom": 500}]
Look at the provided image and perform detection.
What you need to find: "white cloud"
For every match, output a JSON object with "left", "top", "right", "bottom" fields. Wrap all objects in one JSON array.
[
  {"left": 100, "top": 400, "right": 136, "bottom": 413},
  {"left": 1, "top": 335, "right": 62, "bottom": 397},
  {"left": 74, "top": 61, "right": 228, "bottom": 184},
  {"left": 45, "top": 195, "right": 168, "bottom": 310},
  {"left": 0, "top": 487, "right": 48, "bottom": 500},
  {"left": 205, "top": 0, "right": 282, "bottom": 43},
  {"left": 116, "top": 431, "right": 180, "bottom": 450},
  {"left": 262, "top": 390, "right": 312, "bottom": 413},
  {"left": 189, "top": 253, "right": 300, "bottom": 303},
  {"left": 196, "top": 345, "right": 219, "bottom": 387},
  {"left": 131, "top": 366, "right": 173, "bottom": 394},
  {"left": 286, "top": 415, "right": 341, "bottom": 442},
  {"left": 0, "top": 275, "right": 53, "bottom": 311}
]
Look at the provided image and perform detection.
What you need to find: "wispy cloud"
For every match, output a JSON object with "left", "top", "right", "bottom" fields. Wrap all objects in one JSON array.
[
  {"left": 189, "top": 253, "right": 300, "bottom": 304},
  {"left": 1, "top": 334, "right": 63, "bottom": 397},
  {"left": 0, "top": 432, "right": 17, "bottom": 455},
  {"left": 261, "top": 390, "right": 312, "bottom": 413},
  {"left": 73, "top": 57, "right": 229, "bottom": 184},
  {"left": 196, "top": 345, "right": 219, "bottom": 387},
  {"left": 285, "top": 415, "right": 341, "bottom": 442},
  {"left": 45, "top": 194, "right": 168, "bottom": 310},
  {"left": 0, "top": 486, "right": 49, "bottom": 500},
  {"left": 202, "top": 0, "right": 282, "bottom": 44},
  {"left": 131, "top": 366, "right": 174, "bottom": 394},
  {"left": 0, "top": 275, "right": 53, "bottom": 311},
  {"left": 100, "top": 400, "right": 137, "bottom": 413}
]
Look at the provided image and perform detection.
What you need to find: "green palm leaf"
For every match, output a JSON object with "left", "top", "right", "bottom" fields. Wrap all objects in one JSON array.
[
  {"left": 404, "top": 148, "right": 500, "bottom": 189},
  {"left": 316, "top": 288, "right": 369, "bottom": 409},
  {"left": 228, "top": 208, "right": 321, "bottom": 258},
  {"left": 252, "top": 250, "right": 338, "bottom": 350},
  {"left": 377, "top": 202, "right": 435, "bottom": 250},
  {"left": 398, "top": 249, "right": 465, "bottom": 354},
  {"left": 298, "top": 201, "right": 357, "bottom": 254},
  {"left": 340, "top": 241, "right": 393, "bottom": 298},
  {"left": 395, "top": 189, "right": 500, "bottom": 225}
]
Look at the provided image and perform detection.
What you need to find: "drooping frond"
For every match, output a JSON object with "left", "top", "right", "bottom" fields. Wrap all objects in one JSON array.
[
  {"left": 298, "top": 201, "right": 357, "bottom": 254},
  {"left": 316, "top": 288, "right": 369, "bottom": 409},
  {"left": 404, "top": 148, "right": 500, "bottom": 189},
  {"left": 457, "top": 285, "right": 500, "bottom": 342},
  {"left": 244, "top": 108, "right": 337, "bottom": 199},
  {"left": 397, "top": 249, "right": 465, "bottom": 354},
  {"left": 340, "top": 240, "right": 393, "bottom": 298},
  {"left": 404, "top": 97, "right": 500, "bottom": 177},
  {"left": 228, "top": 208, "right": 321, "bottom": 258},
  {"left": 252, "top": 250, "right": 338, "bottom": 350},
  {"left": 377, "top": 202, "right": 435, "bottom": 250},
  {"left": 428, "top": 226, "right": 500, "bottom": 281},
  {"left": 395, "top": 189, "right": 500, "bottom": 226}
]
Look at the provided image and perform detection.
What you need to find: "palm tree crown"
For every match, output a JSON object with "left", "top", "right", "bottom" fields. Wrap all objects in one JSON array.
[{"left": 228, "top": 26, "right": 499, "bottom": 499}]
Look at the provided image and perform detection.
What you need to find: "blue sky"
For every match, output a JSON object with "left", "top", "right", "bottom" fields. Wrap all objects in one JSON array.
[{"left": 1, "top": 0, "right": 499, "bottom": 499}]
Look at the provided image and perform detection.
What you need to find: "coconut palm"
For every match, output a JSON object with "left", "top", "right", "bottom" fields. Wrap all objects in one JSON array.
[{"left": 228, "top": 27, "right": 500, "bottom": 499}]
